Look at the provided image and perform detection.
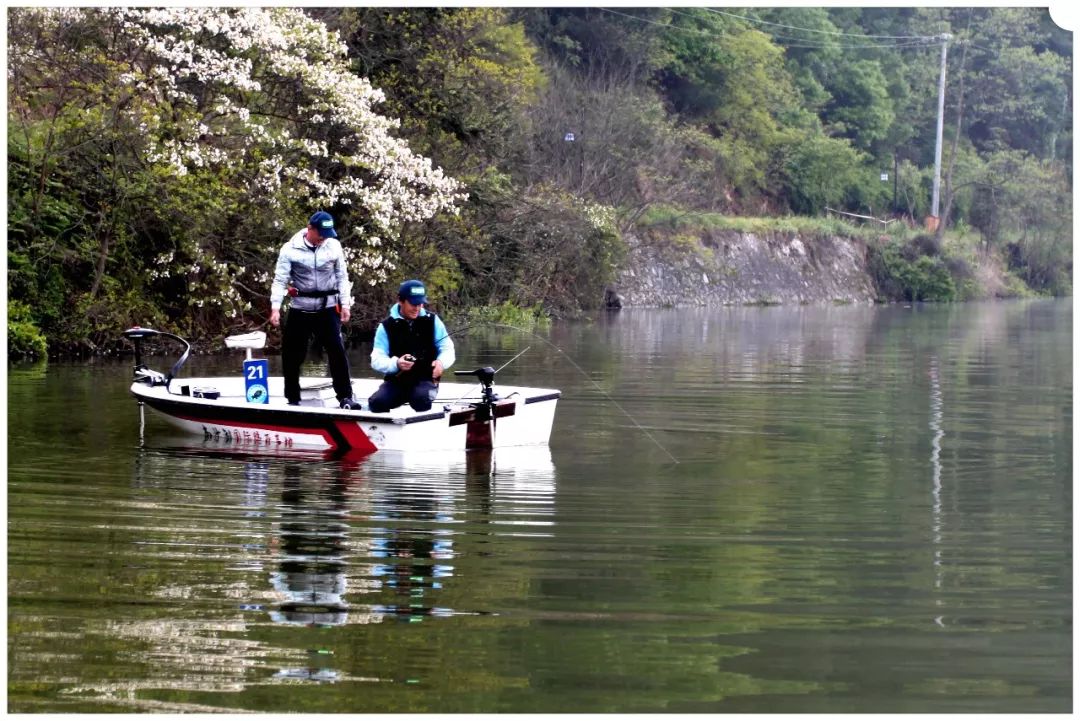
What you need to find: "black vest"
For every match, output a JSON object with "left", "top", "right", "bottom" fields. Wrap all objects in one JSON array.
[{"left": 381, "top": 313, "right": 438, "bottom": 382}]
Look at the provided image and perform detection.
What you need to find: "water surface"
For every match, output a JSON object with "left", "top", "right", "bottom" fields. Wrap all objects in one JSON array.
[{"left": 8, "top": 300, "right": 1071, "bottom": 712}]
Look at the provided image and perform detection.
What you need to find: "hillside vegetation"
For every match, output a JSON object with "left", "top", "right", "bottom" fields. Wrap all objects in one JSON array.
[{"left": 8, "top": 8, "right": 1072, "bottom": 358}]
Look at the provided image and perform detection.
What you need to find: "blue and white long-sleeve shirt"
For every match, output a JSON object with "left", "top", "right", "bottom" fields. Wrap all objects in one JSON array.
[
  {"left": 370, "top": 303, "right": 455, "bottom": 376},
  {"left": 270, "top": 229, "right": 353, "bottom": 312}
]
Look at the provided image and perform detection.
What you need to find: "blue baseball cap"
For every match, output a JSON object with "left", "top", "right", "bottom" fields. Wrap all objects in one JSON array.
[
  {"left": 398, "top": 279, "right": 428, "bottom": 305},
  {"left": 308, "top": 210, "right": 337, "bottom": 238}
]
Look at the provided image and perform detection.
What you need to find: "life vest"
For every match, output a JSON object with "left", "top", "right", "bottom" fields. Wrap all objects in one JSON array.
[{"left": 380, "top": 313, "right": 438, "bottom": 382}]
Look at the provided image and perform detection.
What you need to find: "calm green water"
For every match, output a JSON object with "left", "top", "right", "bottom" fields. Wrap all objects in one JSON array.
[{"left": 8, "top": 300, "right": 1071, "bottom": 712}]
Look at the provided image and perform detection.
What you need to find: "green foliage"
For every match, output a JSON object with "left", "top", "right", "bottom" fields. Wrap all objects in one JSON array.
[
  {"left": 325, "top": 8, "right": 634, "bottom": 318},
  {"left": 519, "top": 8, "right": 670, "bottom": 82},
  {"left": 764, "top": 6, "right": 910, "bottom": 161},
  {"left": 327, "top": 7, "right": 542, "bottom": 167},
  {"left": 781, "top": 132, "right": 872, "bottom": 214},
  {"left": 660, "top": 12, "right": 801, "bottom": 202},
  {"left": 869, "top": 240, "right": 958, "bottom": 302},
  {"left": 10, "top": 7, "right": 467, "bottom": 354},
  {"left": 961, "top": 9, "right": 1071, "bottom": 160},
  {"left": 456, "top": 184, "right": 625, "bottom": 315},
  {"left": 1006, "top": 238, "right": 1072, "bottom": 297},
  {"left": 457, "top": 300, "right": 551, "bottom": 330},
  {"left": 968, "top": 150, "right": 1071, "bottom": 245},
  {"left": 7, "top": 81, "right": 153, "bottom": 350},
  {"left": 7, "top": 301, "right": 48, "bottom": 361},
  {"left": 908, "top": 255, "right": 958, "bottom": 301},
  {"left": 950, "top": 149, "right": 1071, "bottom": 296},
  {"left": 823, "top": 59, "right": 896, "bottom": 150},
  {"left": 894, "top": 159, "right": 931, "bottom": 219},
  {"left": 6, "top": 7, "right": 1072, "bottom": 357},
  {"left": 7, "top": 11, "right": 264, "bottom": 350}
]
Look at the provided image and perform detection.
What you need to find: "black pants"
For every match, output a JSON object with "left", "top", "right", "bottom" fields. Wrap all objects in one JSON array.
[
  {"left": 367, "top": 379, "right": 439, "bottom": 413},
  {"left": 282, "top": 308, "right": 352, "bottom": 404}
]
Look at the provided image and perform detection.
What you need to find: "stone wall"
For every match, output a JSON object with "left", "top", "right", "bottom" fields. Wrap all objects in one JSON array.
[{"left": 609, "top": 229, "right": 878, "bottom": 307}]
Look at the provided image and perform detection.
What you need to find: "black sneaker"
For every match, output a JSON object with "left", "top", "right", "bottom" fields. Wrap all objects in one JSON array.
[
  {"left": 339, "top": 397, "right": 362, "bottom": 410},
  {"left": 287, "top": 401, "right": 300, "bottom": 406}
]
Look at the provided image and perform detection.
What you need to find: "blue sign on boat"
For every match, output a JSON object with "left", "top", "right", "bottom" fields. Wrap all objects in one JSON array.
[{"left": 244, "top": 359, "right": 269, "bottom": 404}]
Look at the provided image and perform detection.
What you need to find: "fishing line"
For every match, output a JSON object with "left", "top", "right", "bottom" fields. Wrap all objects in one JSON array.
[
  {"left": 494, "top": 346, "right": 531, "bottom": 375},
  {"left": 438, "top": 321, "right": 680, "bottom": 464}
]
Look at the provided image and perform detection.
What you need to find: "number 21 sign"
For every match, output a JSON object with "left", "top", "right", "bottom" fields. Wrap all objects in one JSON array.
[{"left": 244, "top": 359, "right": 269, "bottom": 404}]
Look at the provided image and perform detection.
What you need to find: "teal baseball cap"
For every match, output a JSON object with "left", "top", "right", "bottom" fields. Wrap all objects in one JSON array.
[
  {"left": 308, "top": 210, "right": 337, "bottom": 238},
  {"left": 398, "top": 279, "right": 428, "bottom": 305}
]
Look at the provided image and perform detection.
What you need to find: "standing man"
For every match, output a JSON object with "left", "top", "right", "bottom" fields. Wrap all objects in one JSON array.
[
  {"left": 368, "top": 279, "right": 455, "bottom": 413},
  {"left": 270, "top": 210, "right": 359, "bottom": 409}
]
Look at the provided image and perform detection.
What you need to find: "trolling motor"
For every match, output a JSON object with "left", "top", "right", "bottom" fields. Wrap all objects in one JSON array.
[
  {"left": 121, "top": 326, "right": 192, "bottom": 392},
  {"left": 449, "top": 365, "right": 519, "bottom": 450},
  {"left": 454, "top": 366, "right": 500, "bottom": 421}
]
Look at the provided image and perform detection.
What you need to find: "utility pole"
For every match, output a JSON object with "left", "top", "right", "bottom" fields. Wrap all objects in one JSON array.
[
  {"left": 928, "top": 33, "right": 952, "bottom": 231},
  {"left": 893, "top": 151, "right": 899, "bottom": 214}
]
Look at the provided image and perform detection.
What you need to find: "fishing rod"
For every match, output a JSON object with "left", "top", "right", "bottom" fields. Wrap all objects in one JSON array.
[{"left": 434, "top": 320, "right": 680, "bottom": 465}]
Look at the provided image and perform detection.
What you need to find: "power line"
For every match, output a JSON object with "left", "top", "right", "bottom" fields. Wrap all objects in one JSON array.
[
  {"left": 700, "top": 7, "right": 933, "bottom": 41},
  {"left": 599, "top": 8, "right": 940, "bottom": 51},
  {"left": 665, "top": 7, "right": 931, "bottom": 49},
  {"left": 701, "top": 9, "right": 999, "bottom": 55},
  {"left": 959, "top": 40, "right": 1000, "bottom": 55},
  {"left": 781, "top": 40, "right": 935, "bottom": 50},
  {"left": 596, "top": 7, "right": 712, "bottom": 35}
]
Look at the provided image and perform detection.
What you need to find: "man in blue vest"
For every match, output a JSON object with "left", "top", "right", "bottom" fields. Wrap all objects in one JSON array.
[
  {"left": 368, "top": 280, "right": 455, "bottom": 413},
  {"left": 270, "top": 211, "right": 359, "bottom": 409}
]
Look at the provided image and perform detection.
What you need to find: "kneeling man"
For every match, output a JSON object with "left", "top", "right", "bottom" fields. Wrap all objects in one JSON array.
[{"left": 368, "top": 280, "right": 455, "bottom": 413}]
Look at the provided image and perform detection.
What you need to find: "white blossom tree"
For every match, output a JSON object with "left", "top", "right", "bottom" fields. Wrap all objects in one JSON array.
[{"left": 9, "top": 7, "right": 465, "bottom": 326}]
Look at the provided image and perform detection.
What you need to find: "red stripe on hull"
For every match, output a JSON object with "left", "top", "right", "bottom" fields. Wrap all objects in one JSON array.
[
  {"left": 333, "top": 419, "right": 379, "bottom": 454},
  {"left": 168, "top": 410, "right": 369, "bottom": 451}
]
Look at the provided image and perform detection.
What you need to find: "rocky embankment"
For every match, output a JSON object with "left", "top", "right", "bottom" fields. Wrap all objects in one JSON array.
[{"left": 609, "top": 230, "right": 877, "bottom": 307}]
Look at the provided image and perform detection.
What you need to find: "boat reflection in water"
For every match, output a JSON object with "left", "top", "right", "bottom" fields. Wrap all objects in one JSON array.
[
  {"left": 140, "top": 436, "right": 556, "bottom": 627},
  {"left": 94, "top": 440, "right": 556, "bottom": 700},
  {"left": 359, "top": 445, "right": 556, "bottom": 623}
]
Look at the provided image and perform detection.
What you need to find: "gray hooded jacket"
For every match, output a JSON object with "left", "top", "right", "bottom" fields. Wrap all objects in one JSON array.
[{"left": 270, "top": 229, "right": 353, "bottom": 312}]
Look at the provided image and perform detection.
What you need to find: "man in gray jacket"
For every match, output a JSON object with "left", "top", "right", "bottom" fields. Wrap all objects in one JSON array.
[{"left": 270, "top": 211, "right": 359, "bottom": 409}]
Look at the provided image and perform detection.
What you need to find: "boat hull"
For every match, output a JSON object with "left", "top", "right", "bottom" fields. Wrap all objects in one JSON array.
[{"left": 131, "top": 376, "right": 559, "bottom": 453}]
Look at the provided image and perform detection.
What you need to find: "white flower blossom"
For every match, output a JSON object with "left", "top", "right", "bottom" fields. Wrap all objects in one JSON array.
[
  {"left": 17, "top": 7, "right": 467, "bottom": 313},
  {"left": 62, "top": 6, "right": 464, "bottom": 227}
]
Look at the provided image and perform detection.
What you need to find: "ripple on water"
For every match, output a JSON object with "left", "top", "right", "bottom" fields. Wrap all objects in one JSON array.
[{"left": 8, "top": 301, "right": 1072, "bottom": 712}]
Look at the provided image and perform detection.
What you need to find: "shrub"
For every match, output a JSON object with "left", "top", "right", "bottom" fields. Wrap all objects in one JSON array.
[
  {"left": 910, "top": 233, "right": 942, "bottom": 258},
  {"left": 908, "top": 256, "right": 957, "bottom": 301},
  {"left": 457, "top": 300, "right": 551, "bottom": 330},
  {"left": 8, "top": 301, "right": 48, "bottom": 361},
  {"left": 869, "top": 241, "right": 956, "bottom": 302},
  {"left": 451, "top": 184, "right": 624, "bottom": 314},
  {"left": 781, "top": 132, "right": 870, "bottom": 215}
]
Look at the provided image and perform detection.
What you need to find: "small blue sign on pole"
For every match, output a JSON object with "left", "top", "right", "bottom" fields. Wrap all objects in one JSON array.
[{"left": 244, "top": 358, "right": 270, "bottom": 404}]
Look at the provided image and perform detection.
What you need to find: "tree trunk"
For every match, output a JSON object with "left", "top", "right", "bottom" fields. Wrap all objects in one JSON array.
[{"left": 88, "top": 233, "right": 110, "bottom": 300}]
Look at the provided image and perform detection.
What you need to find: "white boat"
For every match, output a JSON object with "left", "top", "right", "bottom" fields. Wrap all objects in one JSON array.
[{"left": 123, "top": 327, "right": 560, "bottom": 454}]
